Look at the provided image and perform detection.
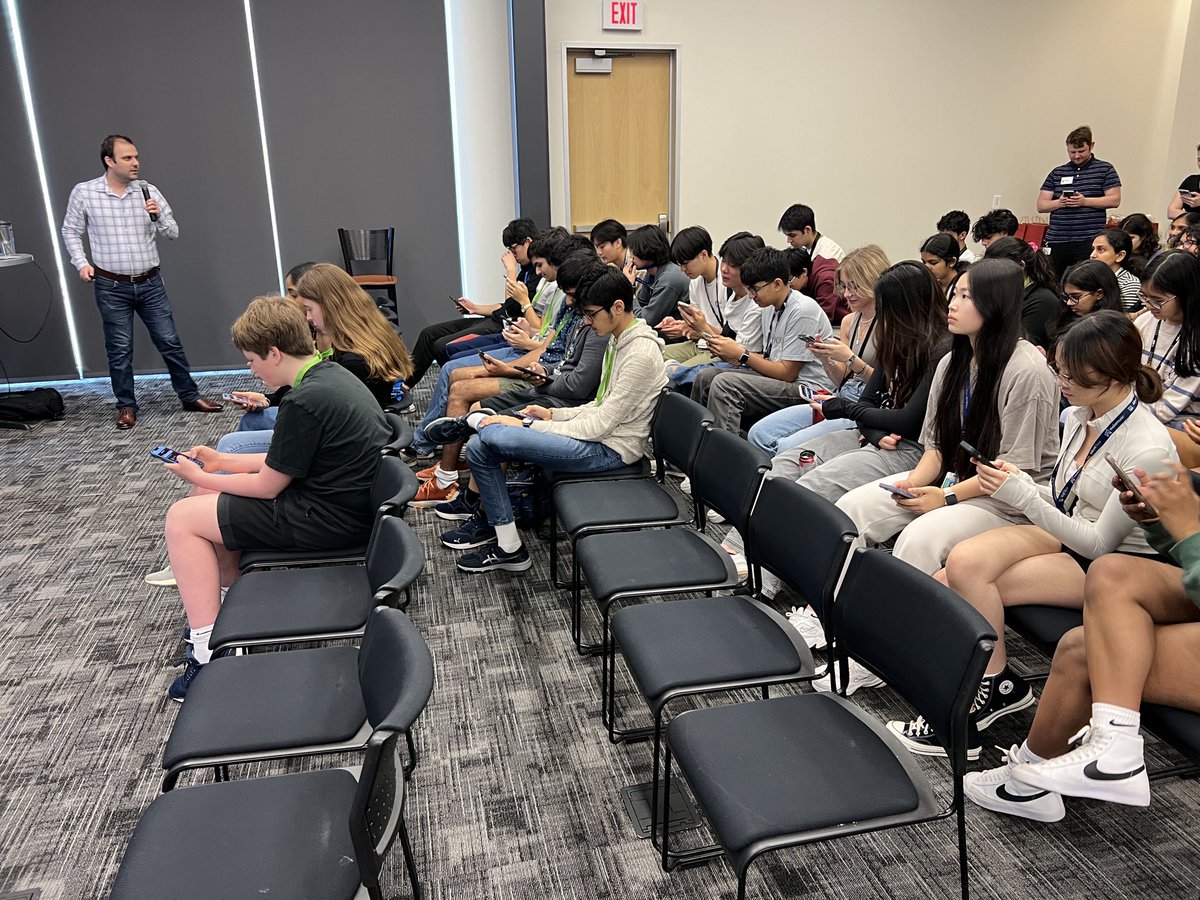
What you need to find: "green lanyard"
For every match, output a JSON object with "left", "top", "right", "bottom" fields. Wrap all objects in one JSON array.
[
  {"left": 536, "top": 286, "right": 563, "bottom": 339},
  {"left": 293, "top": 353, "right": 323, "bottom": 387},
  {"left": 595, "top": 321, "right": 639, "bottom": 405}
]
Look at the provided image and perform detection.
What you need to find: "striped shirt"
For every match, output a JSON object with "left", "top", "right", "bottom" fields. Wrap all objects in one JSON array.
[
  {"left": 1116, "top": 267, "right": 1141, "bottom": 311},
  {"left": 1040, "top": 156, "right": 1120, "bottom": 243},
  {"left": 1136, "top": 311, "right": 1200, "bottom": 425},
  {"left": 62, "top": 174, "right": 178, "bottom": 274}
]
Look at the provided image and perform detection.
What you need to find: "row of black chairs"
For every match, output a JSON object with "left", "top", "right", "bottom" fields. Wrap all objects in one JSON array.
[{"left": 111, "top": 416, "right": 433, "bottom": 899}]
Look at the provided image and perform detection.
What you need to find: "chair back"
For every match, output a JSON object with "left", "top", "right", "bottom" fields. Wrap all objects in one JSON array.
[
  {"left": 358, "top": 606, "right": 435, "bottom": 732},
  {"left": 370, "top": 454, "right": 419, "bottom": 520},
  {"left": 689, "top": 427, "right": 771, "bottom": 537},
  {"left": 338, "top": 227, "right": 395, "bottom": 275},
  {"left": 748, "top": 477, "right": 856, "bottom": 625},
  {"left": 365, "top": 516, "right": 426, "bottom": 599},
  {"left": 382, "top": 413, "right": 414, "bottom": 456},
  {"left": 650, "top": 390, "right": 713, "bottom": 477},
  {"left": 835, "top": 549, "right": 996, "bottom": 775}
]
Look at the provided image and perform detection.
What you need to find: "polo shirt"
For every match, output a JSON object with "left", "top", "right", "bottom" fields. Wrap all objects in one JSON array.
[{"left": 1041, "top": 156, "right": 1121, "bottom": 243}]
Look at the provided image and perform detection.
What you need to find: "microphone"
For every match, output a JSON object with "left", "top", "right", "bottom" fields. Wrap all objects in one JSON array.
[{"left": 139, "top": 180, "right": 158, "bottom": 222}]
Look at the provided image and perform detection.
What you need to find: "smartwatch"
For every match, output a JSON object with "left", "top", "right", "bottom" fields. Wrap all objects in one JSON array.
[
  {"left": 521, "top": 416, "right": 535, "bottom": 428},
  {"left": 739, "top": 351, "right": 751, "bottom": 367},
  {"left": 943, "top": 489, "right": 959, "bottom": 507}
]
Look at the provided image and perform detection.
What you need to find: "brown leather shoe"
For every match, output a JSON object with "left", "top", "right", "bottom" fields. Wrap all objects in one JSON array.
[
  {"left": 116, "top": 408, "right": 137, "bottom": 430},
  {"left": 181, "top": 397, "right": 223, "bottom": 413}
]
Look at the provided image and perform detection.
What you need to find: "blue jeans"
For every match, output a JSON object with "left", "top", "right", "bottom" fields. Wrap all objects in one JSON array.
[
  {"left": 93, "top": 272, "right": 198, "bottom": 411},
  {"left": 412, "top": 348, "right": 521, "bottom": 453},
  {"left": 217, "top": 429, "right": 274, "bottom": 455},
  {"left": 237, "top": 406, "right": 279, "bottom": 432},
  {"left": 465, "top": 424, "right": 624, "bottom": 526},
  {"left": 445, "top": 333, "right": 509, "bottom": 360},
  {"left": 670, "top": 359, "right": 735, "bottom": 392},
  {"left": 746, "top": 378, "right": 866, "bottom": 455}
]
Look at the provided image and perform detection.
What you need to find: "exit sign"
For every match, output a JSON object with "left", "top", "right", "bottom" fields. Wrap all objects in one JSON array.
[{"left": 603, "top": 0, "right": 642, "bottom": 30}]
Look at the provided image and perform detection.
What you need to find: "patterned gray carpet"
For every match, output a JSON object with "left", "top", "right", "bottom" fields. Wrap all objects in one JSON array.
[{"left": 2, "top": 373, "right": 1199, "bottom": 899}]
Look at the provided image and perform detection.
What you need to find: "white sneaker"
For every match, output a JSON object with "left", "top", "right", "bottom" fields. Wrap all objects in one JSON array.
[
  {"left": 812, "top": 658, "right": 884, "bottom": 695},
  {"left": 1010, "top": 721, "right": 1150, "bottom": 807},
  {"left": 706, "top": 506, "right": 726, "bottom": 524},
  {"left": 145, "top": 565, "right": 177, "bottom": 587},
  {"left": 679, "top": 476, "right": 692, "bottom": 495},
  {"left": 964, "top": 746, "right": 1066, "bottom": 822},
  {"left": 786, "top": 605, "right": 827, "bottom": 650}
]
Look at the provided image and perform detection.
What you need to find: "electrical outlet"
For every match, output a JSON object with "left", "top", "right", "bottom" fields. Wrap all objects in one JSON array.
[{"left": 992, "top": 194, "right": 1002, "bottom": 210}]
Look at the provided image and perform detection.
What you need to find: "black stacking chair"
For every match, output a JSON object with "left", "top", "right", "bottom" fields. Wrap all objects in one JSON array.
[
  {"left": 339, "top": 226, "right": 398, "bottom": 314},
  {"left": 212, "top": 516, "right": 425, "bottom": 655},
  {"left": 572, "top": 428, "right": 769, "bottom": 679},
  {"left": 111, "top": 611, "right": 430, "bottom": 900},
  {"left": 383, "top": 411, "right": 414, "bottom": 456},
  {"left": 164, "top": 606, "right": 434, "bottom": 790},
  {"left": 549, "top": 390, "right": 713, "bottom": 588},
  {"left": 238, "top": 455, "right": 417, "bottom": 573},
  {"left": 659, "top": 549, "right": 995, "bottom": 900}
]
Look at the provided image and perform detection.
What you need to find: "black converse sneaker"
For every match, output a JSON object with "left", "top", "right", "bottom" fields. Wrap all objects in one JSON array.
[
  {"left": 886, "top": 715, "right": 981, "bottom": 760},
  {"left": 973, "top": 669, "right": 1037, "bottom": 730}
]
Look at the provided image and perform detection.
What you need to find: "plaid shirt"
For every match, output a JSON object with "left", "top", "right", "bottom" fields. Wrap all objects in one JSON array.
[{"left": 61, "top": 174, "right": 178, "bottom": 274}]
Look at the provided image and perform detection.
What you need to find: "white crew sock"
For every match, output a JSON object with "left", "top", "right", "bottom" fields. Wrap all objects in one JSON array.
[
  {"left": 434, "top": 465, "right": 458, "bottom": 489},
  {"left": 495, "top": 522, "right": 522, "bottom": 553},
  {"left": 466, "top": 411, "right": 488, "bottom": 430},
  {"left": 1015, "top": 740, "right": 1046, "bottom": 765},
  {"left": 1093, "top": 702, "right": 1140, "bottom": 731},
  {"left": 190, "top": 624, "right": 214, "bottom": 664}
]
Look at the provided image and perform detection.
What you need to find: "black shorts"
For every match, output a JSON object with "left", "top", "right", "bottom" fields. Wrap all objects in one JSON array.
[
  {"left": 1062, "top": 546, "right": 1177, "bottom": 573},
  {"left": 217, "top": 492, "right": 369, "bottom": 552}
]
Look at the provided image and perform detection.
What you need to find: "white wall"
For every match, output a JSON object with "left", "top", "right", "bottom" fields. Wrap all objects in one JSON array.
[
  {"left": 446, "top": 0, "right": 517, "bottom": 301},
  {"left": 545, "top": 0, "right": 1198, "bottom": 263}
]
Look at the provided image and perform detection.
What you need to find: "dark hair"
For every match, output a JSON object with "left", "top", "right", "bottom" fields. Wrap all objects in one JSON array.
[
  {"left": 1094, "top": 228, "right": 1133, "bottom": 267},
  {"left": 920, "top": 233, "right": 960, "bottom": 267},
  {"left": 1066, "top": 125, "right": 1093, "bottom": 146},
  {"left": 932, "top": 258, "right": 1025, "bottom": 480},
  {"left": 872, "top": 261, "right": 948, "bottom": 408},
  {"left": 1060, "top": 259, "right": 1123, "bottom": 315},
  {"left": 984, "top": 236, "right": 1057, "bottom": 291},
  {"left": 777, "top": 204, "right": 816, "bottom": 234},
  {"left": 285, "top": 261, "right": 318, "bottom": 285},
  {"left": 972, "top": 209, "right": 1019, "bottom": 242},
  {"left": 1172, "top": 210, "right": 1200, "bottom": 226},
  {"left": 556, "top": 253, "right": 606, "bottom": 294},
  {"left": 100, "top": 134, "right": 135, "bottom": 169},
  {"left": 580, "top": 266, "right": 634, "bottom": 312},
  {"left": 669, "top": 226, "right": 713, "bottom": 265},
  {"left": 1184, "top": 224, "right": 1200, "bottom": 249},
  {"left": 937, "top": 210, "right": 971, "bottom": 236},
  {"left": 718, "top": 231, "right": 766, "bottom": 268},
  {"left": 785, "top": 246, "right": 812, "bottom": 279},
  {"left": 528, "top": 226, "right": 571, "bottom": 263},
  {"left": 501, "top": 217, "right": 539, "bottom": 248},
  {"left": 626, "top": 225, "right": 671, "bottom": 268},
  {"left": 738, "top": 247, "right": 791, "bottom": 288},
  {"left": 1143, "top": 251, "right": 1200, "bottom": 377},
  {"left": 1054, "top": 310, "right": 1162, "bottom": 403},
  {"left": 1120, "top": 213, "right": 1161, "bottom": 262},
  {"left": 591, "top": 218, "right": 627, "bottom": 246},
  {"left": 546, "top": 233, "right": 594, "bottom": 268}
]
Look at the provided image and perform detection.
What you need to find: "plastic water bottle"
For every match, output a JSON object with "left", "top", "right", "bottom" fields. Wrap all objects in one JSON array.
[{"left": 0, "top": 222, "right": 14, "bottom": 257}]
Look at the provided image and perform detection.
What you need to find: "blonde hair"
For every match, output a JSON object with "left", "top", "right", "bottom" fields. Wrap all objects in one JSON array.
[
  {"left": 836, "top": 244, "right": 891, "bottom": 302},
  {"left": 295, "top": 263, "right": 413, "bottom": 382},
  {"left": 231, "top": 295, "right": 315, "bottom": 358}
]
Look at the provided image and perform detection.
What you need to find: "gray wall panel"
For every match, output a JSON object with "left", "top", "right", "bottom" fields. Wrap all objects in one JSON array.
[
  {"left": 252, "top": 0, "right": 462, "bottom": 340},
  {"left": 18, "top": 0, "right": 277, "bottom": 379},
  {"left": 511, "top": 0, "right": 551, "bottom": 228}
]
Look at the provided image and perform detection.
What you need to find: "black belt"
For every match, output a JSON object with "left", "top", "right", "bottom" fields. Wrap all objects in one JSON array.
[{"left": 94, "top": 265, "right": 159, "bottom": 283}]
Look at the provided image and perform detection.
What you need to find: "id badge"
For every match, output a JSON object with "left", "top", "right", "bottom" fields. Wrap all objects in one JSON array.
[
  {"left": 1060, "top": 175, "right": 1075, "bottom": 187},
  {"left": 940, "top": 473, "right": 959, "bottom": 489}
]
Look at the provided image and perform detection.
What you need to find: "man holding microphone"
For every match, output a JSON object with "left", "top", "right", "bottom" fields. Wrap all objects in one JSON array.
[{"left": 62, "top": 134, "right": 220, "bottom": 429}]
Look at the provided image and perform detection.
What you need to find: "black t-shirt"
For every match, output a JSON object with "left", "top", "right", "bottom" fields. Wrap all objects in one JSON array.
[
  {"left": 266, "top": 361, "right": 389, "bottom": 533},
  {"left": 1022, "top": 284, "right": 1060, "bottom": 350},
  {"left": 333, "top": 348, "right": 394, "bottom": 407},
  {"left": 1179, "top": 174, "right": 1200, "bottom": 194}
]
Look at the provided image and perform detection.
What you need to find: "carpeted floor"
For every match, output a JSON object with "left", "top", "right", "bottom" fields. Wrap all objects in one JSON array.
[{"left": 2, "top": 373, "right": 1199, "bottom": 900}]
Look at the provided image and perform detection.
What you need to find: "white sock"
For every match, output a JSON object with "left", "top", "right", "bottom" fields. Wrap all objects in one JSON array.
[
  {"left": 434, "top": 465, "right": 458, "bottom": 489},
  {"left": 466, "top": 411, "right": 488, "bottom": 430},
  {"left": 220, "top": 586, "right": 228, "bottom": 603},
  {"left": 1093, "top": 702, "right": 1140, "bottom": 731},
  {"left": 1015, "top": 740, "right": 1046, "bottom": 765},
  {"left": 190, "top": 624, "right": 214, "bottom": 664},
  {"left": 495, "top": 521, "right": 521, "bottom": 553}
]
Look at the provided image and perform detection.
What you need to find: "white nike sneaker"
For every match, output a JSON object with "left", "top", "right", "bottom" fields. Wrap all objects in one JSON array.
[
  {"left": 786, "top": 605, "right": 827, "bottom": 650},
  {"left": 1010, "top": 721, "right": 1150, "bottom": 807},
  {"left": 964, "top": 745, "right": 1066, "bottom": 822},
  {"left": 812, "top": 658, "right": 884, "bottom": 695}
]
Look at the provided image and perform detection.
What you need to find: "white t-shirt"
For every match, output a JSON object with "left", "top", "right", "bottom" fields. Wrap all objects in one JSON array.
[{"left": 759, "top": 290, "right": 833, "bottom": 387}]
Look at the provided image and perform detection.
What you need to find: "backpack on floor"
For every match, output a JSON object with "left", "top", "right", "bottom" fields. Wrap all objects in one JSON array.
[
  {"left": 508, "top": 479, "right": 550, "bottom": 529},
  {"left": 0, "top": 387, "right": 65, "bottom": 422}
]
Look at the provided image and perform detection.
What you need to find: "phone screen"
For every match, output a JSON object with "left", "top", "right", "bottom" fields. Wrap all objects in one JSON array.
[
  {"left": 879, "top": 482, "right": 917, "bottom": 499},
  {"left": 1102, "top": 452, "right": 1156, "bottom": 515}
]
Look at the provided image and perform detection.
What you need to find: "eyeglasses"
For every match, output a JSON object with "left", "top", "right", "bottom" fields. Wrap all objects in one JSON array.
[
  {"left": 580, "top": 307, "right": 606, "bottom": 322},
  {"left": 507, "top": 242, "right": 523, "bottom": 253},
  {"left": 1045, "top": 362, "right": 1079, "bottom": 387},
  {"left": 747, "top": 281, "right": 775, "bottom": 299},
  {"left": 1138, "top": 291, "right": 1176, "bottom": 311},
  {"left": 834, "top": 282, "right": 862, "bottom": 297},
  {"left": 1060, "top": 289, "right": 1096, "bottom": 306}
]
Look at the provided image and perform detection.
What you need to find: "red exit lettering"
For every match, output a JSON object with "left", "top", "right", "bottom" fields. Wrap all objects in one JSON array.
[{"left": 610, "top": 1, "right": 638, "bottom": 26}]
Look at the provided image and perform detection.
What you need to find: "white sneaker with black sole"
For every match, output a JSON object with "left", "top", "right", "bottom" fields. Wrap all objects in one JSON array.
[
  {"left": 964, "top": 745, "right": 1066, "bottom": 822},
  {"left": 785, "top": 606, "right": 827, "bottom": 650},
  {"left": 812, "top": 658, "right": 884, "bottom": 696},
  {"left": 1010, "top": 721, "right": 1150, "bottom": 806}
]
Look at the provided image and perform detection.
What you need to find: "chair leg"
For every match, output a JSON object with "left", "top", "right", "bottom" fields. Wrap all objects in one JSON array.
[
  {"left": 603, "top": 636, "right": 653, "bottom": 745},
  {"left": 404, "top": 730, "right": 419, "bottom": 778},
  {"left": 397, "top": 816, "right": 422, "bottom": 900},
  {"left": 571, "top": 565, "right": 602, "bottom": 656},
  {"left": 549, "top": 509, "right": 562, "bottom": 586},
  {"left": 659, "top": 744, "right": 675, "bottom": 872},
  {"left": 956, "top": 780, "right": 970, "bottom": 900}
]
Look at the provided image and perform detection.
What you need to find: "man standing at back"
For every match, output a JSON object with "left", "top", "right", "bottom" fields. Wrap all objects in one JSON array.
[
  {"left": 62, "top": 134, "right": 219, "bottom": 429},
  {"left": 1036, "top": 125, "right": 1122, "bottom": 276}
]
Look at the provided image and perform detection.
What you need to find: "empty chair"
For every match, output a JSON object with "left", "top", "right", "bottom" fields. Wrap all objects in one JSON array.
[
  {"left": 111, "top": 610, "right": 432, "bottom": 900},
  {"left": 339, "top": 226, "right": 398, "bottom": 318},
  {"left": 212, "top": 515, "right": 425, "bottom": 654},
  {"left": 237, "top": 454, "right": 417, "bottom": 573},
  {"left": 659, "top": 549, "right": 995, "bottom": 900}
]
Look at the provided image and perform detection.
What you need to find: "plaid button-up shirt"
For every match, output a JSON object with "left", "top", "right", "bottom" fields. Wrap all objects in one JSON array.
[{"left": 62, "top": 174, "right": 178, "bottom": 275}]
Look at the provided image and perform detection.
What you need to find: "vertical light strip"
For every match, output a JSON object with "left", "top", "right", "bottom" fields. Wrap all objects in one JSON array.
[
  {"left": 242, "top": 0, "right": 284, "bottom": 293},
  {"left": 5, "top": 0, "right": 84, "bottom": 377},
  {"left": 443, "top": 0, "right": 469, "bottom": 294},
  {"left": 506, "top": 0, "right": 521, "bottom": 215}
]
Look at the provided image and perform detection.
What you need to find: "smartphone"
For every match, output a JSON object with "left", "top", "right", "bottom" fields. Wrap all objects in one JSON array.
[
  {"left": 1181, "top": 190, "right": 1197, "bottom": 199},
  {"left": 449, "top": 294, "right": 467, "bottom": 311},
  {"left": 879, "top": 482, "right": 917, "bottom": 499},
  {"left": 1102, "top": 452, "right": 1157, "bottom": 516},
  {"left": 221, "top": 392, "right": 238, "bottom": 402},
  {"left": 959, "top": 439, "right": 1000, "bottom": 468},
  {"left": 514, "top": 365, "right": 550, "bottom": 383},
  {"left": 1062, "top": 190, "right": 1082, "bottom": 198},
  {"left": 150, "top": 445, "right": 205, "bottom": 468},
  {"left": 478, "top": 351, "right": 491, "bottom": 363}
]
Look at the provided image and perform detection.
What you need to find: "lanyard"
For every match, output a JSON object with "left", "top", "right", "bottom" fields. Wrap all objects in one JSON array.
[
  {"left": 961, "top": 375, "right": 972, "bottom": 433},
  {"left": 535, "top": 286, "right": 561, "bottom": 339},
  {"left": 704, "top": 276, "right": 725, "bottom": 329},
  {"left": 595, "top": 321, "right": 639, "bottom": 405},
  {"left": 764, "top": 304, "right": 787, "bottom": 358},
  {"left": 836, "top": 313, "right": 876, "bottom": 390},
  {"left": 293, "top": 353, "right": 322, "bottom": 387},
  {"left": 1050, "top": 393, "right": 1139, "bottom": 514},
  {"left": 1146, "top": 320, "right": 1180, "bottom": 374}
]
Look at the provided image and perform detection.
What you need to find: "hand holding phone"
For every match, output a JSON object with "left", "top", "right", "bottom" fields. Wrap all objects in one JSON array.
[
  {"left": 959, "top": 439, "right": 1000, "bottom": 468},
  {"left": 514, "top": 364, "right": 549, "bottom": 383},
  {"left": 879, "top": 482, "right": 917, "bottom": 499},
  {"left": 1103, "top": 452, "right": 1157, "bottom": 517},
  {"left": 150, "top": 445, "right": 205, "bottom": 468}
]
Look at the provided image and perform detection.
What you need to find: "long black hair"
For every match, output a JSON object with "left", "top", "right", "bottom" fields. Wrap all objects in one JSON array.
[
  {"left": 1143, "top": 251, "right": 1200, "bottom": 377},
  {"left": 931, "top": 258, "right": 1025, "bottom": 480},
  {"left": 984, "top": 236, "right": 1057, "bottom": 292},
  {"left": 872, "top": 261, "right": 947, "bottom": 408},
  {"left": 1051, "top": 259, "right": 1123, "bottom": 339}
]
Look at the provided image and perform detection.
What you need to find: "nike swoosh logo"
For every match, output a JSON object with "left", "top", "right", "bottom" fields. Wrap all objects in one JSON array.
[
  {"left": 996, "top": 784, "right": 1052, "bottom": 803},
  {"left": 1083, "top": 760, "right": 1146, "bottom": 781}
]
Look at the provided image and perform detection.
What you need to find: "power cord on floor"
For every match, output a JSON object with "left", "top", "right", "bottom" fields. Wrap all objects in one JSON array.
[{"left": 0, "top": 259, "right": 57, "bottom": 394}]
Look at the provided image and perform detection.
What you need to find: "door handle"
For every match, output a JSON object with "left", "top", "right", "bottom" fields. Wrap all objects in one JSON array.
[{"left": 658, "top": 213, "right": 670, "bottom": 237}]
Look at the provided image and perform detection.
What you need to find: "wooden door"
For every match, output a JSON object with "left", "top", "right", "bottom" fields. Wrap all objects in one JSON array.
[{"left": 566, "top": 50, "right": 672, "bottom": 235}]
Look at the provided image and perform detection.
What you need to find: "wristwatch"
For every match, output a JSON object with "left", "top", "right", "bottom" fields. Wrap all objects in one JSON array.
[
  {"left": 739, "top": 351, "right": 751, "bottom": 367},
  {"left": 943, "top": 489, "right": 959, "bottom": 507},
  {"left": 521, "top": 416, "right": 535, "bottom": 428}
]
